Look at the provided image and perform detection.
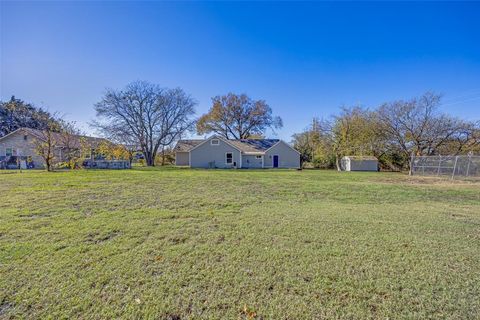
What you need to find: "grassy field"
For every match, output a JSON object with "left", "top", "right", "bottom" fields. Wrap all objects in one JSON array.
[{"left": 1, "top": 168, "right": 479, "bottom": 319}]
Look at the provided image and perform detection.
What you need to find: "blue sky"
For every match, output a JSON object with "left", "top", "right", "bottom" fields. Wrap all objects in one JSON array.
[{"left": 1, "top": 1, "right": 480, "bottom": 140}]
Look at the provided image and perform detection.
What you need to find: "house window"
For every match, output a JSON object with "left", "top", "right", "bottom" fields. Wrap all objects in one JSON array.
[
  {"left": 211, "top": 139, "right": 219, "bottom": 146},
  {"left": 6, "top": 148, "right": 16, "bottom": 157},
  {"left": 226, "top": 152, "right": 233, "bottom": 164},
  {"left": 256, "top": 155, "right": 262, "bottom": 159}
]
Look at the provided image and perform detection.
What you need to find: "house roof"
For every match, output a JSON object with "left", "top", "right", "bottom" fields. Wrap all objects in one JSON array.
[
  {"left": 0, "top": 127, "right": 108, "bottom": 149},
  {"left": 174, "top": 137, "right": 281, "bottom": 154},
  {"left": 174, "top": 139, "right": 205, "bottom": 152},
  {"left": 229, "top": 139, "right": 280, "bottom": 153}
]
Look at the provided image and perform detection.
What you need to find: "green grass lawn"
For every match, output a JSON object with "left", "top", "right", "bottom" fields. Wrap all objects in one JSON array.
[{"left": 1, "top": 168, "right": 479, "bottom": 319}]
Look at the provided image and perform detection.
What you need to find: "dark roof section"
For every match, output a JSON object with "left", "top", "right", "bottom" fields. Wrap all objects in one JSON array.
[
  {"left": 230, "top": 139, "right": 280, "bottom": 153},
  {"left": 174, "top": 139, "right": 204, "bottom": 152},
  {"left": 175, "top": 137, "right": 280, "bottom": 153}
]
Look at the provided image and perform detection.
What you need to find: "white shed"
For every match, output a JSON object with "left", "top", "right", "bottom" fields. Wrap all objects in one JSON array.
[{"left": 341, "top": 156, "right": 378, "bottom": 172}]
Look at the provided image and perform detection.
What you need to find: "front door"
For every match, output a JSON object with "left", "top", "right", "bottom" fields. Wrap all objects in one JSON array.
[{"left": 273, "top": 155, "right": 279, "bottom": 168}]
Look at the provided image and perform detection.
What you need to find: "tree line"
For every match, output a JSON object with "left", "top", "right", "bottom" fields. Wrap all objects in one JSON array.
[
  {"left": 2, "top": 82, "right": 479, "bottom": 171},
  {"left": 0, "top": 96, "right": 60, "bottom": 136},
  {"left": 292, "top": 92, "right": 480, "bottom": 171},
  {"left": 91, "top": 81, "right": 283, "bottom": 166},
  {"left": 0, "top": 96, "right": 136, "bottom": 170},
  {"left": 1, "top": 81, "right": 283, "bottom": 168}
]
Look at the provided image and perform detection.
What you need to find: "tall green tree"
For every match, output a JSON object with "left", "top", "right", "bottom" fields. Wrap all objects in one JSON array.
[
  {"left": 0, "top": 96, "right": 59, "bottom": 137},
  {"left": 292, "top": 118, "right": 335, "bottom": 168},
  {"left": 331, "top": 107, "right": 383, "bottom": 170}
]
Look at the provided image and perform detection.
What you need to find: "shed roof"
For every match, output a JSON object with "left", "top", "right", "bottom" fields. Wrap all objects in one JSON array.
[{"left": 343, "top": 156, "right": 378, "bottom": 161}]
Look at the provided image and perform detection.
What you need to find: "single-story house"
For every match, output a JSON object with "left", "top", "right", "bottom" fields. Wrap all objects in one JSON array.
[
  {"left": 340, "top": 156, "right": 378, "bottom": 171},
  {"left": 174, "top": 135, "right": 300, "bottom": 169},
  {"left": 0, "top": 127, "right": 107, "bottom": 169}
]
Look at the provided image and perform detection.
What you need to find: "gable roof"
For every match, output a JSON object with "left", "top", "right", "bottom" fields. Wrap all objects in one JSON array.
[
  {"left": 183, "top": 135, "right": 244, "bottom": 153},
  {"left": 0, "top": 127, "right": 108, "bottom": 149},
  {"left": 174, "top": 139, "right": 205, "bottom": 152},
  {"left": 174, "top": 137, "right": 283, "bottom": 154}
]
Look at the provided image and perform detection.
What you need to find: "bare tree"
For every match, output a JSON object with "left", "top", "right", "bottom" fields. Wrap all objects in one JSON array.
[
  {"left": 434, "top": 120, "right": 480, "bottom": 155},
  {"left": 292, "top": 92, "right": 479, "bottom": 172},
  {"left": 93, "top": 81, "right": 196, "bottom": 166},
  {"left": 377, "top": 92, "right": 474, "bottom": 171}
]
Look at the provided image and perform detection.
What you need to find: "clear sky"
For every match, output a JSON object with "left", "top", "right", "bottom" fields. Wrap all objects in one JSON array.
[{"left": 1, "top": 1, "right": 480, "bottom": 140}]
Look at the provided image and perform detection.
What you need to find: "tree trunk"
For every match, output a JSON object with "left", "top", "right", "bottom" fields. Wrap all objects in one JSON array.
[
  {"left": 161, "top": 147, "right": 165, "bottom": 166},
  {"left": 408, "top": 152, "right": 414, "bottom": 176},
  {"left": 335, "top": 155, "right": 341, "bottom": 171},
  {"left": 144, "top": 151, "right": 155, "bottom": 166}
]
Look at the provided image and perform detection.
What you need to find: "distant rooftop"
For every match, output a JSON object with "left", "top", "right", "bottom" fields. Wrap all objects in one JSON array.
[{"left": 0, "top": 127, "right": 109, "bottom": 149}]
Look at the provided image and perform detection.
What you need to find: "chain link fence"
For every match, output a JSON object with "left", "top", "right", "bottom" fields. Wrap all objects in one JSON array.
[{"left": 411, "top": 155, "right": 480, "bottom": 180}]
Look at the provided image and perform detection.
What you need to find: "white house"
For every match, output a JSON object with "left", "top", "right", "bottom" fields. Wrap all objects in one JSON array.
[{"left": 174, "top": 135, "right": 300, "bottom": 169}]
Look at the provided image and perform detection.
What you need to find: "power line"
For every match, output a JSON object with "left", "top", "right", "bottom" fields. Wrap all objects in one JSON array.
[
  {"left": 441, "top": 89, "right": 480, "bottom": 104},
  {"left": 441, "top": 95, "right": 480, "bottom": 107}
]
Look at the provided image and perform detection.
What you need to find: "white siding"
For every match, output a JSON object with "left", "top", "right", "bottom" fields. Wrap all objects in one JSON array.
[
  {"left": 0, "top": 130, "right": 45, "bottom": 168},
  {"left": 175, "top": 152, "right": 190, "bottom": 166},
  {"left": 242, "top": 155, "right": 263, "bottom": 168},
  {"left": 190, "top": 139, "right": 241, "bottom": 168},
  {"left": 349, "top": 160, "right": 378, "bottom": 171},
  {"left": 264, "top": 141, "right": 300, "bottom": 169}
]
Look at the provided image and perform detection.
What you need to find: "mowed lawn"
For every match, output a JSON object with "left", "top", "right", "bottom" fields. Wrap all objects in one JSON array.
[{"left": 1, "top": 168, "right": 479, "bottom": 319}]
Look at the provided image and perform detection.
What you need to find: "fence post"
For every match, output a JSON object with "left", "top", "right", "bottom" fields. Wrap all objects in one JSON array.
[
  {"left": 466, "top": 154, "right": 471, "bottom": 177},
  {"left": 451, "top": 156, "right": 459, "bottom": 180},
  {"left": 409, "top": 153, "right": 415, "bottom": 176},
  {"left": 437, "top": 155, "right": 442, "bottom": 176}
]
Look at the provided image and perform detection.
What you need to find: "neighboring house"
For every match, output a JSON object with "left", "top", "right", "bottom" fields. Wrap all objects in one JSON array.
[
  {"left": 340, "top": 156, "right": 379, "bottom": 171},
  {"left": 0, "top": 127, "right": 107, "bottom": 169},
  {"left": 174, "top": 135, "right": 300, "bottom": 169}
]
